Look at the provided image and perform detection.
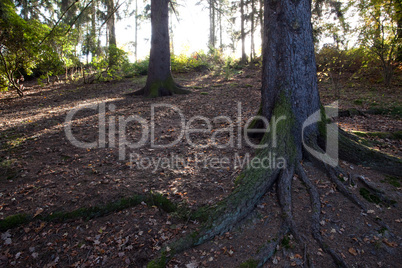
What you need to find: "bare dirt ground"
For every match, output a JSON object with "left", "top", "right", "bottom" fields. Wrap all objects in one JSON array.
[{"left": 0, "top": 67, "right": 401, "bottom": 267}]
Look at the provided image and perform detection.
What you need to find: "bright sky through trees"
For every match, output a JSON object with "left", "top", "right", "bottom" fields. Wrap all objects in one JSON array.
[{"left": 116, "top": 1, "right": 212, "bottom": 61}]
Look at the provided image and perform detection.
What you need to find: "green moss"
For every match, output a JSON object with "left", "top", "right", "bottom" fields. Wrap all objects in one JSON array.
[
  {"left": 359, "top": 188, "right": 381, "bottom": 204},
  {"left": 246, "top": 103, "right": 263, "bottom": 131},
  {"left": 1, "top": 193, "right": 177, "bottom": 231},
  {"left": 147, "top": 75, "right": 183, "bottom": 98},
  {"left": 234, "top": 173, "right": 246, "bottom": 186},
  {"left": 200, "top": 92, "right": 208, "bottom": 95},
  {"left": 0, "top": 214, "right": 30, "bottom": 231},
  {"left": 378, "top": 227, "right": 388, "bottom": 235},
  {"left": 382, "top": 176, "right": 401, "bottom": 188},
  {"left": 239, "top": 259, "right": 259, "bottom": 268},
  {"left": 147, "top": 252, "right": 167, "bottom": 268},
  {"left": 368, "top": 106, "right": 401, "bottom": 118},
  {"left": 147, "top": 192, "right": 177, "bottom": 213},
  {"left": 263, "top": 93, "right": 297, "bottom": 164},
  {"left": 281, "top": 234, "right": 291, "bottom": 249},
  {"left": 353, "top": 130, "right": 402, "bottom": 140}
]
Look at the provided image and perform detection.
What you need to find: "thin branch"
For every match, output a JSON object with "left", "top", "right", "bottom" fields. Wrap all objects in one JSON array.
[
  {"left": 65, "top": 0, "right": 94, "bottom": 36},
  {"left": 38, "top": 0, "right": 80, "bottom": 46}
]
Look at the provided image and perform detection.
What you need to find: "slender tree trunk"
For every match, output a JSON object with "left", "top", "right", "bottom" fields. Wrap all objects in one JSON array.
[
  {"left": 135, "top": 0, "right": 138, "bottom": 62},
  {"left": 240, "top": 0, "right": 247, "bottom": 63},
  {"left": 209, "top": 0, "right": 216, "bottom": 50},
  {"left": 107, "top": 0, "right": 117, "bottom": 67},
  {"left": 250, "top": 0, "right": 255, "bottom": 62},
  {"left": 259, "top": 0, "right": 264, "bottom": 55},
  {"left": 219, "top": 0, "right": 223, "bottom": 49},
  {"left": 91, "top": 0, "right": 97, "bottom": 57},
  {"left": 134, "top": 0, "right": 189, "bottom": 97}
]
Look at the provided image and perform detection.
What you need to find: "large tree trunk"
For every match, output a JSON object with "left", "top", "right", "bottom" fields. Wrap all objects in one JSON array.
[
  {"left": 135, "top": 0, "right": 188, "bottom": 98},
  {"left": 262, "top": 0, "right": 321, "bottom": 157}
]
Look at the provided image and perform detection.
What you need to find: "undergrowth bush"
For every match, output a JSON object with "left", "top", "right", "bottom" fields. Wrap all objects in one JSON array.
[
  {"left": 316, "top": 45, "right": 386, "bottom": 83},
  {"left": 171, "top": 51, "right": 210, "bottom": 73}
]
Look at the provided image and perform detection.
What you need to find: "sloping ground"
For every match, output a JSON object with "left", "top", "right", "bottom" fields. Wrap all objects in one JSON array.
[{"left": 0, "top": 68, "right": 401, "bottom": 267}]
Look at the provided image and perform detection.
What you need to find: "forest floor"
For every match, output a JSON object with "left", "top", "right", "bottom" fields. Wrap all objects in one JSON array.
[{"left": 0, "top": 66, "right": 401, "bottom": 268}]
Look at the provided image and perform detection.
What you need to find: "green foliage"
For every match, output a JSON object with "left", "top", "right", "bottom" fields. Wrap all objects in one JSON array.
[
  {"left": 0, "top": 0, "right": 81, "bottom": 96},
  {"left": 357, "top": 0, "right": 401, "bottom": 86},
  {"left": 84, "top": 47, "right": 130, "bottom": 83},
  {"left": 0, "top": 0, "right": 45, "bottom": 95},
  {"left": 105, "top": 45, "right": 129, "bottom": 81},
  {"left": 171, "top": 52, "right": 210, "bottom": 73},
  {"left": 316, "top": 45, "right": 392, "bottom": 86},
  {"left": 121, "top": 58, "right": 149, "bottom": 77}
]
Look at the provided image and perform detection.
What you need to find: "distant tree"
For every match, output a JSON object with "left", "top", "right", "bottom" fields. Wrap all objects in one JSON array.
[
  {"left": 132, "top": 0, "right": 189, "bottom": 97},
  {"left": 240, "top": 0, "right": 247, "bottom": 63},
  {"left": 106, "top": 0, "right": 117, "bottom": 67},
  {"left": 208, "top": 0, "right": 216, "bottom": 50},
  {"left": 358, "top": 0, "right": 401, "bottom": 86}
]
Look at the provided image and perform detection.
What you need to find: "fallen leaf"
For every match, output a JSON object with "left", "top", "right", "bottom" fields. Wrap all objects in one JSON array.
[
  {"left": 185, "top": 261, "right": 198, "bottom": 268},
  {"left": 34, "top": 208, "right": 44, "bottom": 217},
  {"left": 348, "top": 248, "right": 358, "bottom": 256},
  {"left": 383, "top": 239, "right": 397, "bottom": 247}
]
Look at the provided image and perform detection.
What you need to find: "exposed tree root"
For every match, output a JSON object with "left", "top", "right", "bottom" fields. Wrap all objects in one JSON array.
[
  {"left": 296, "top": 164, "right": 349, "bottom": 268},
  {"left": 277, "top": 167, "right": 303, "bottom": 242},
  {"left": 307, "top": 143, "right": 393, "bottom": 231},
  {"left": 255, "top": 224, "right": 289, "bottom": 267},
  {"left": 338, "top": 129, "right": 401, "bottom": 177},
  {"left": 147, "top": 121, "right": 398, "bottom": 267},
  {"left": 127, "top": 80, "right": 190, "bottom": 97}
]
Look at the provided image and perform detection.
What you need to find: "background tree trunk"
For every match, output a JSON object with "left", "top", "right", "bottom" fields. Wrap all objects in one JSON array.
[
  {"left": 209, "top": 0, "right": 216, "bottom": 50},
  {"left": 240, "top": 0, "right": 247, "bottom": 63},
  {"left": 250, "top": 0, "right": 255, "bottom": 62},
  {"left": 106, "top": 0, "right": 117, "bottom": 67},
  {"left": 137, "top": 0, "right": 188, "bottom": 97}
]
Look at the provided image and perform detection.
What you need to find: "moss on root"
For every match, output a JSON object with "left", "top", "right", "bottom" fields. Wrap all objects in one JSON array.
[
  {"left": 239, "top": 259, "right": 259, "bottom": 268},
  {"left": 0, "top": 193, "right": 176, "bottom": 231},
  {"left": 147, "top": 94, "right": 300, "bottom": 266},
  {"left": 0, "top": 214, "right": 30, "bottom": 231},
  {"left": 147, "top": 75, "right": 190, "bottom": 97},
  {"left": 339, "top": 129, "right": 402, "bottom": 176}
]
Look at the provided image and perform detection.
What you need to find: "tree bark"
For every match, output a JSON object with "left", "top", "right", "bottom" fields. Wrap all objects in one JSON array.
[
  {"left": 262, "top": 0, "right": 321, "bottom": 156},
  {"left": 134, "top": 0, "right": 138, "bottom": 62},
  {"left": 240, "top": 0, "right": 247, "bottom": 63},
  {"left": 209, "top": 0, "right": 216, "bottom": 50},
  {"left": 250, "top": 0, "right": 255, "bottom": 62},
  {"left": 135, "top": 0, "right": 189, "bottom": 97},
  {"left": 106, "top": 0, "right": 117, "bottom": 67}
]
